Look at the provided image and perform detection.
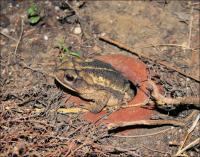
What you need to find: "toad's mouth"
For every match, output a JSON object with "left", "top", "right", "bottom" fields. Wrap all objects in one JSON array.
[{"left": 56, "top": 77, "right": 76, "bottom": 92}]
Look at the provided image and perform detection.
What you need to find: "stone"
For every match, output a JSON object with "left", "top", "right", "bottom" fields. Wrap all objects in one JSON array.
[{"left": 73, "top": 26, "right": 82, "bottom": 34}]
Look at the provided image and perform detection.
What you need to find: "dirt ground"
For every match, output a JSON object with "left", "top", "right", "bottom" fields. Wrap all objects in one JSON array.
[{"left": 0, "top": 0, "right": 199, "bottom": 157}]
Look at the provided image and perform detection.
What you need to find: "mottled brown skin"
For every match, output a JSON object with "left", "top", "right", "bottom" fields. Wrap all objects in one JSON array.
[{"left": 54, "top": 57, "right": 135, "bottom": 113}]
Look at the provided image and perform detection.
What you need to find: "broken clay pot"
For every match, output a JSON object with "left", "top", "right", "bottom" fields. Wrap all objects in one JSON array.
[{"left": 64, "top": 54, "right": 155, "bottom": 124}]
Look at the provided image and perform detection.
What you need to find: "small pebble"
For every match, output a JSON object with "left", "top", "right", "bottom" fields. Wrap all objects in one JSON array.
[
  {"left": 45, "top": 1, "right": 52, "bottom": 7},
  {"left": 2, "top": 69, "right": 6, "bottom": 75},
  {"left": 45, "top": 1, "right": 49, "bottom": 4},
  {"left": 10, "top": 28, "right": 15, "bottom": 33},
  {"left": 73, "top": 26, "right": 82, "bottom": 34},
  {"left": 55, "top": 6, "right": 60, "bottom": 11},
  {"left": 1, "top": 28, "right": 9, "bottom": 34},
  {"left": 8, "top": 3, "right": 13, "bottom": 8},
  {"left": 92, "top": 45, "right": 101, "bottom": 52},
  {"left": 100, "top": 32, "right": 106, "bottom": 37},
  {"left": 44, "top": 35, "right": 48, "bottom": 40},
  {"left": 186, "top": 78, "right": 190, "bottom": 81},
  {"left": 189, "top": 151, "right": 194, "bottom": 156}
]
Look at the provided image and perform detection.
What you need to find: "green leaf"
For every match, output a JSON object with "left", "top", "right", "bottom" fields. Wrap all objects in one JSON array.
[
  {"left": 29, "top": 16, "right": 41, "bottom": 24},
  {"left": 63, "top": 47, "right": 69, "bottom": 53},
  {"left": 69, "top": 51, "right": 80, "bottom": 57},
  {"left": 27, "top": 4, "right": 38, "bottom": 17}
]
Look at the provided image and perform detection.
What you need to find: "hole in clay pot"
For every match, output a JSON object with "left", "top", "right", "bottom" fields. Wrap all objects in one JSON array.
[{"left": 129, "top": 80, "right": 137, "bottom": 98}]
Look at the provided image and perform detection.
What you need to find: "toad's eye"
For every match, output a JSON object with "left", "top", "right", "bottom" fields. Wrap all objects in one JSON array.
[{"left": 64, "top": 74, "right": 75, "bottom": 82}]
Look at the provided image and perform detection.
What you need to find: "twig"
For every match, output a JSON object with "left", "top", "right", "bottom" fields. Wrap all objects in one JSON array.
[
  {"left": 99, "top": 36, "right": 200, "bottom": 82},
  {"left": 14, "top": 19, "right": 24, "bottom": 61},
  {"left": 66, "top": 126, "right": 83, "bottom": 138},
  {"left": 175, "top": 138, "right": 200, "bottom": 156},
  {"left": 112, "top": 127, "right": 173, "bottom": 138},
  {"left": 69, "top": 124, "right": 98, "bottom": 156},
  {"left": 141, "top": 144, "right": 171, "bottom": 155},
  {"left": 188, "top": 2, "right": 194, "bottom": 48},
  {"left": 149, "top": 44, "right": 197, "bottom": 51},
  {"left": 176, "top": 114, "right": 200, "bottom": 156},
  {"left": 0, "top": 119, "right": 55, "bottom": 128},
  {"left": 121, "top": 99, "right": 151, "bottom": 108},
  {"left": 65, "top": 140, "right": 76, "bottom": 156},
  {"left": 188, "top": 2, "right": 200, "bottom": 6},
  {"left": 19, "top": 62, "right": 55, "bottom": 78},
  {"left": 107, "top": 119, "right": 184, "bottom": 130},
  {"left": 95, "top": 144, "right": 141, "bottom": 156},
  {"left": 33, "top": 99, "right": 150, "bottom": 114},
  {"left": 187, "top": 113, "right": 200, "bottom": 135},
  {"left": 183, "top": 110, "right": 199, "bottom": 123},
  {"left": 149, "top": 80, "right": 200, "bottom": 107},
  {"left": 70, "top": 138, "right": 89, "bottom": 156},
  {"left": 0, "top": 30, "right": 18, "bottom": 42},
  {"left": 100, "top": 36, "right": 198, "bottom": 53}
]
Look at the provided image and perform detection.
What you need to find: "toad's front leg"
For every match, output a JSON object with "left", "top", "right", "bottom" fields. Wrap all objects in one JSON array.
[{"left": 81, "top": 90, "right": 111, "bottom": 113}]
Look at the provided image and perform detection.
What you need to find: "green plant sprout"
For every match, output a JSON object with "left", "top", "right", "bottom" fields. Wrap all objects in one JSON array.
[
  {"left": 27, "top": 3, "right": 41, "bottom": 25},
  {"left": 55, "top": 36, "right": 81, "bottom": 61}
]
